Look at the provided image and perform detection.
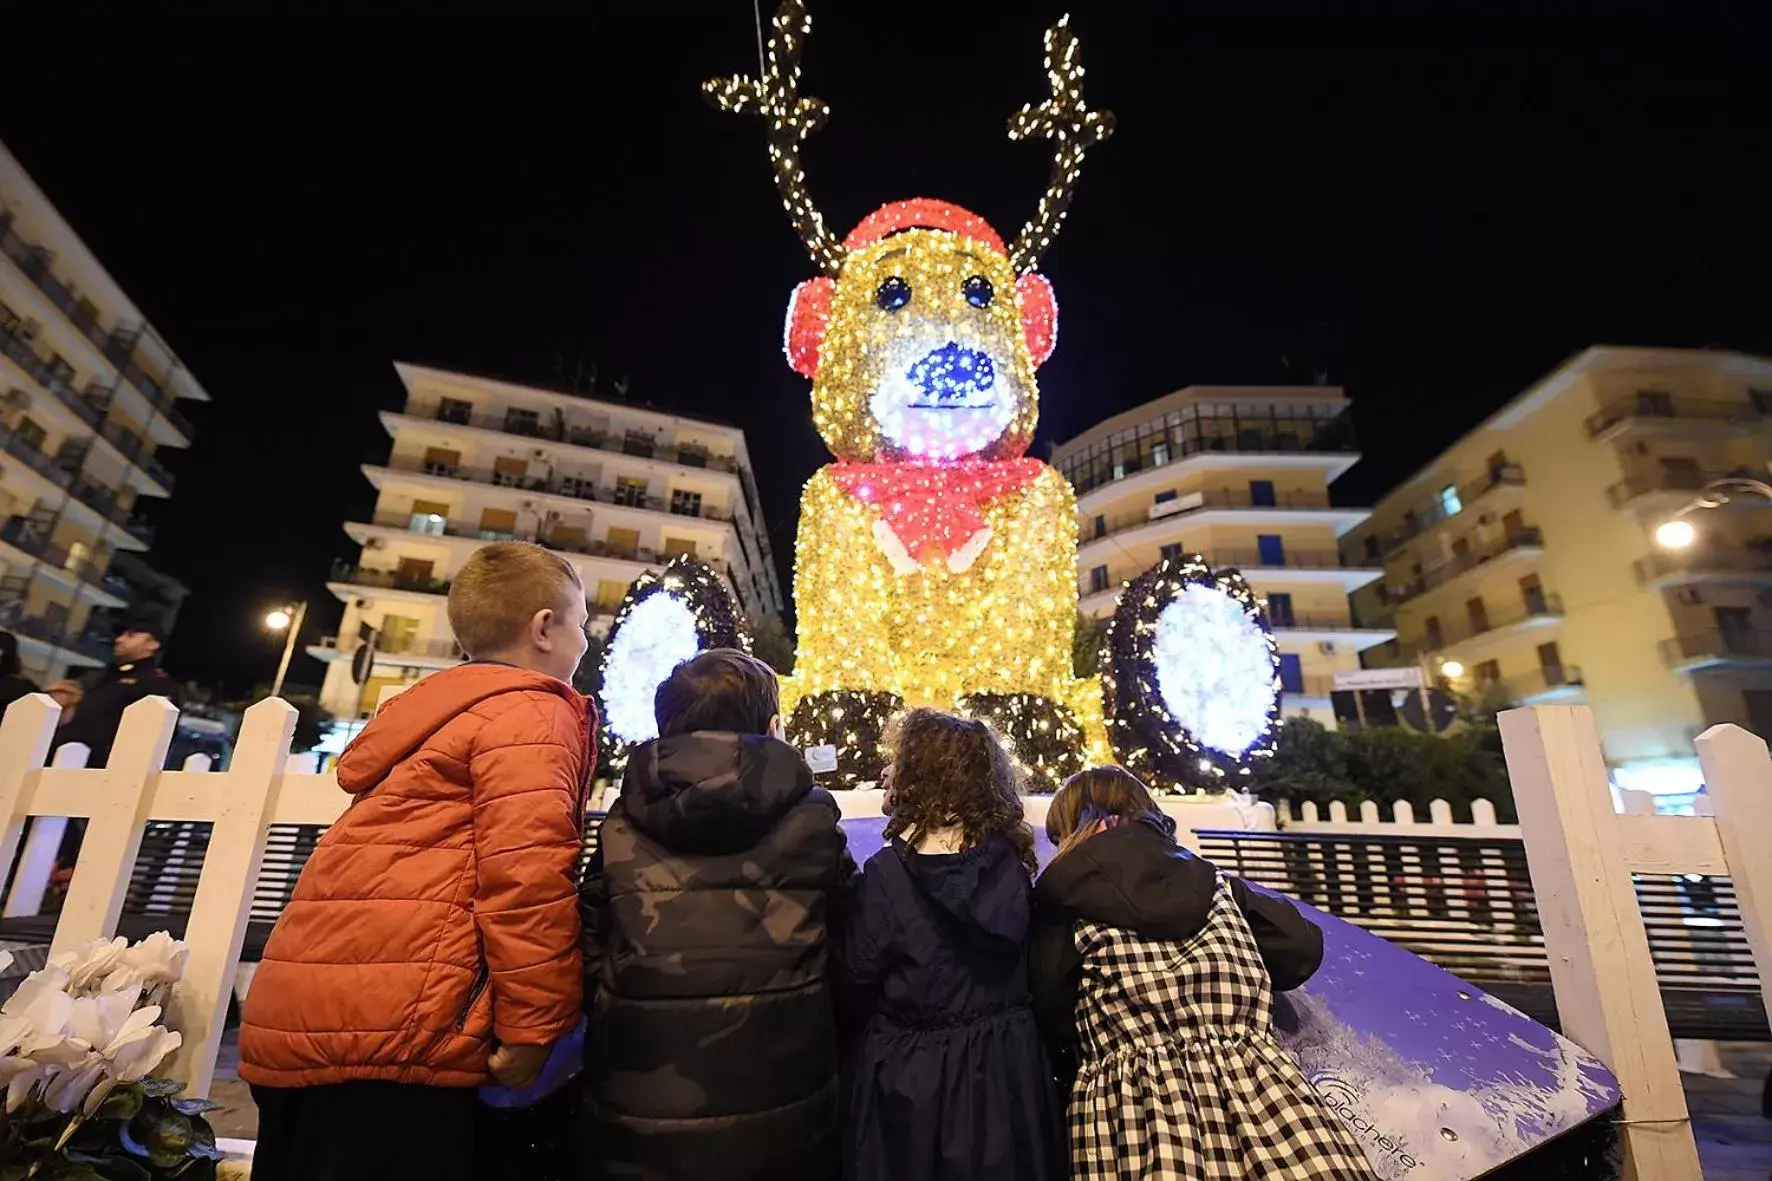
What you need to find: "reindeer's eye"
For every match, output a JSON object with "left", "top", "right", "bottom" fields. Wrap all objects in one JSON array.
[
  {"left": 963, "top": 275, "right": 994, "bottom": 309},
  {"left": 876, "top": 276, "right": 911, "bottom": 311}
]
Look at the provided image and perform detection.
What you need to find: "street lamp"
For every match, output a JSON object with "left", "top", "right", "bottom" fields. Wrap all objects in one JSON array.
[
  {"left": 1656, "top": 473, "right": 1772, "bottom": 549},
  {"left": 1440, "top": 660, "right": 1465, "bottom": 679},
  {"left": 265, "top": 601, "right": 308, "bottom": 699}
]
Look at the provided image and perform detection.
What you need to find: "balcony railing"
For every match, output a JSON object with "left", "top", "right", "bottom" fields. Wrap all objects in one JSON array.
[
  {"left": 1387, "top": 528, "right": 1544, "bottom": 605},
  {"left": 328, "top": 561, "right": 452, "bottom": 596},
  {"left": 1412, "top": 594, "right": 1564, "bottom": 654},
  {"left": 403, "top": 399, "right": 741, "bottom": 474},
  {"left": 1636, "top": 547, "right": 1772, "bottom": 584},
  {"left": 0, "top": 516, "right": 109, "bottom": 585},
  {"left": 1061, "top": 407, "right": 1359, "bottom": 496},
  {"left": 1603, "top": 467, "right": 1753, "bottom": 508},
  {"left": 0, "top": 424, "right": 75, "bottom": 491},
  {"left": 375, "top": 456, "right": 735, "bottom": 523},
  {"left": 1285, "top": 674, "right": 1339, "bottom": 698},
  {"left": 1086, "top": 488, "right": 1336, "bottom": 543},
  {"left": 358, "top": 511, "right": 730, "bottom": 572},
  {"left": 1208, "top": 547, "right": 1364, "bottom": 572},
  {"left": 1379, "top": 463, "right": 1527, "bottom": 555},
  {"left": 0, "top": 220, "right": 194, "bottom": 441},
  {"left": 0, "top": 607, "right": 112, "bottom": 663},
  {"left": 312, "top": 635, "right": 466, "bottom": 662},
  {"left": 0, "top": 320, "right": 118, "bottom": 432},
  {"left": 96, "top": 418, "right": 175, "bottom": 491},
  {"left": 1264, "top": 611, "right": 1370, "bottom": 632},
  {"left": 1585, "top": 393, "right": 1772, "bottom": 438},
  {"left": 1661, "top": 631, "right": 1772, "bottom": 668},
  {"left": 1503, "top": 665, "right": 1585, "bottom": 699}
]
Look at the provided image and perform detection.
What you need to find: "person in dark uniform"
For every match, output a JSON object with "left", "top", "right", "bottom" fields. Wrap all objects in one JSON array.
[{"left": 55, "top": 619, "right": 182, "bottom": 767}]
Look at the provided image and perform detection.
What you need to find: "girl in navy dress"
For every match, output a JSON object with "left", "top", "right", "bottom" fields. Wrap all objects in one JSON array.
[{"left": 843, "top": 708, "right": 1062, "bottom": 1181}]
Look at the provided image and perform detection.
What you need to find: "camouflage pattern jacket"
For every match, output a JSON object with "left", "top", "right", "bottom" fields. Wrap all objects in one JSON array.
[{"left": 580, "top": 732, "right": 858, "bottom": 1180}]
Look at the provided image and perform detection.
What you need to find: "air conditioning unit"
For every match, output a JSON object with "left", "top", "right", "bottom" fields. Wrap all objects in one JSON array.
[
  {"left": 1675, "top": 586, "right": 1705, "bottom": 606},
  {"left": 1477, "top": 512, "right": 1494, "bottom": 526},
  {"left": 532, "top": 449, "right": 548, "bottom": 460},
  {"left": 1317, "top": 642, "right": 1337, "bottom": 655},
  {"left": 363, "top": 538, "right": 383, "bottom": 550}
]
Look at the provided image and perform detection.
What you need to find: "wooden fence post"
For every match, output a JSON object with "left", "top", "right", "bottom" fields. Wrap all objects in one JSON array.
[
  {"left": 1693, "top": 723, "right": 1772, "bottom": 991},
  {"left": 0, "top": 695, "right": 60, "bottom": 912},
  {"left": 4, "top": 742, "right": 89, "bottom": 918},
  {"left": 51, "top": 697, "right": 177, "bottom": 954},
  {"left": 164, "top": 698, "right": 298, "bottom": 1096},
  {"left": 1498, "top": 705, "right": 1701, "bottom": 1180}
]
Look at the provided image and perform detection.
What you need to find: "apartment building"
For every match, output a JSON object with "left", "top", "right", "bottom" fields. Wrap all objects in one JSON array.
[
  {"left": 0, "top": 140, "right": 208, "bottom": 681},
  {"left": 1054, "top": 386, "right": 1394, "bottom": 724},
  {"left": 312, "top": 363, "right": 785, "bottom": 719},
  {"left": 1342, "top": 345, "right": 1772, "bottom": 795}
]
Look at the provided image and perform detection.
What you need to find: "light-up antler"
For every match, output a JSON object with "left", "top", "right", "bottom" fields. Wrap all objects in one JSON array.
[
  {"left": 703, "top": 0, "right": 844, "bottom": 274},
  {"left": 1006, "top": 14, "right": 1117, "bottom": 274}
]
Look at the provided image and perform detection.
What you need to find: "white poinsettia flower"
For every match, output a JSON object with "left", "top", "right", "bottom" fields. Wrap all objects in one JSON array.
[
  {"left": 41, "top": 1052, "right": 107, "bottom": 1114},
  {"left": 1, "top": 1054, "right": 47, "bottom": 1112},
  {"left": 52, "top": 937, "right": 130, "bottom": 995},
  {"left": 65, "top": 987, "right": 148, "bottom": 1059},
  {"left": 0, "top": 969, "right": 76, "bottom": 1059},
  {"left": 108, "top": 1026, "right": 180, "bottom": 1085}
]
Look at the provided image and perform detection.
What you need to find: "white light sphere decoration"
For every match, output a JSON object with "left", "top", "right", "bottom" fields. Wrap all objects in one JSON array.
[
  {"left": 601, "top": 592, "right": 703, "bottom": 744},
  {"left": 1151, "top": 584, "right": 1280, "bottom": 758}
]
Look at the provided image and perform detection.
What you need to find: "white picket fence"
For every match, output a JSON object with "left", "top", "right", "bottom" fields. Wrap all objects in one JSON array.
[
  {"left": 2, "top": 694, "right": 1768, "bottom": 1180},
  {"left": 1275, "top": 795, "right": 1517, "bottom": 837}
]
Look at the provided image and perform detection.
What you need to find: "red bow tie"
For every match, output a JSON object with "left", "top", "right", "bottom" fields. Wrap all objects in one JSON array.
[{"left": 828, "top": 460, "right": 1045, "bottom": 565}]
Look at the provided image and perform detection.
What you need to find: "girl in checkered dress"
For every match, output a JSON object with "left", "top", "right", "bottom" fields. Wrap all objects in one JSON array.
[{"left": 1030, "top": 768, "right": 1373, "bottom": 1180}]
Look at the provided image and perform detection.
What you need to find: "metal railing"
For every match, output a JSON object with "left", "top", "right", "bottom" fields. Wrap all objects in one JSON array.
[
  {"left": 1207, "top": 546, "right": 1354, "bottom": 571},
  {"left": 1586, "top": 392, "right": 1772, "bottom": 438},
  {"left": 0, "top": 602, "right": 112, "bottom": 663},
  {"left": 96, "top": 419, "right": 175, "bottom": 492},
  {"left": 1266, "top": 611, "right": 1367, "bottom": 631},
  {"left": 328, "top": 561, "right": 451, "bottom": 595},
  {"left": 311, "top": 635, "right": 465, "bottom": 661},
  {"left": 1377, "top": 463, "right": 1527, "bottom": 556},
  {"left": 403, "top": 399, "right": 742, "bottom": 474},
  {"left": 1193, "top": 827, "right": 1765, "bottom": 1039},
  {"left": 1662, "top": 630, "right": 1772, "bottom": 668},
  {"left": 0, "top": 425, "right": 74, "bottom": 490},
  {"left": 359, "top": 511, "right": 728, "bottom": 571},
  {"left": 101, "top": 333, "right": 193, "bottom": 441},
  {"left": 1501, "top": 665, "right": 1585, "bottom": 699},
  {"left": 1086, "top": 488, "right": 1336, "bottom": 543},
  {"left": 1060, "top": 409, "right": 1360, "bottom": 496},
  {"left": 1636, "top": 546, "right": 1772, "bottom": 583},
  {"left": 1388, "top": 528, "right": 1544, "bottom": 605},
  {"left": 375, "top": 456, "right": 735, "bottom": 523},
  {"left": 0, "top": 516, "right": 107, "bottom": 584},
  {"left": 1603, "top": 466, "right": 1748, "bottom": 507},
  {"left": 1413, "top": 594, "right": 1564, "bottom": 653}
]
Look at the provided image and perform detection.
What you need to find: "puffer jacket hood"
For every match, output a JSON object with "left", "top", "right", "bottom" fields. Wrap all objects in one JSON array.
[
  {"left": 1034, "top": 821, "right": 1218, "bottom": 945},
  {"left": 620, "top": 732, "right": 814, "bottom": 855},
  {"left": 897, "top": 834, "right": 1030, "bottom": 950},
  {"left": 337, "top": 662, "right": 583, "bottom": 794}
]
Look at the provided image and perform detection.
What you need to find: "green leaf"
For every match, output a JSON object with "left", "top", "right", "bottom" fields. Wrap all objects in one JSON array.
[
  {"left": 187, "top": 1121, "right": 222, "bottom": 1161},
  {"left": 94, "top": 1085, "right": 146, "bottom": 1122},
  {"left": 139, "top": 1079, "right": 184, "bottom": 1099},
  {"left": 168, "top": 1099, "right": 222, "bottom": 1116}
]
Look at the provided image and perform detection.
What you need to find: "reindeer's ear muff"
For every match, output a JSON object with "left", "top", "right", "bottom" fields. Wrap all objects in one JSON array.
[
  {"left": 1016, "top": 272, "right": 1058, "bottom": 368},
  {"left": 785, "top": 277, "right": 836, "bottom": 378}
]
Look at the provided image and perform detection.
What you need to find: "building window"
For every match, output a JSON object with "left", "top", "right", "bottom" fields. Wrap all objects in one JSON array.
[
  {"left": 676, "top": 442, "right": 709, "bottom": 469},
  {"left": 1092, "top": 514, "right": 1106, "bottom": 539},
  {"left": 1266, "top": 593, "right": 1295, "bottom": 627},
  {"left": 1466, "top": 596, "right": 1489, "bottom": 634},
  {"left": 1520, "top": 573, "right": 1547, "bottom": 615},
  {"left": 421, "top": 446, "right": 461, "bottom": 476},
  {"left": 1151, "top": 442, "right": 1169, "bottom": 466},
  {"left": 662, "top": 537, "right": 698, "bottom": 559},
  {"left": 14, "top": 417, "right": 46, "bottom": 450},
  {"left": 492, "top": 456, "right": 528, "bottom": 487},
  {"left": 437, "top": 398, "right": 472, "bottom": 425},
  {"left": 1752, "top": 389, "right": 1772, "bottom": 417},
  {"left": 1362, "top": 535, "right": 1380, "bottom": 562},
  {"left": 1089, "top": 565, "right": 1109, "bottom": 593},
  {"left": 1537, "top": 640, "right": 1567, "bottom": 683},
  {"left": 409, "top": 498, "right": 449, "bottom": 535},
  {"left": 1154, "top": 490, "right": 1177, "bottom": 505},
  {"left": 1257, "top": 535, "right": 1285, "bottom": 566},
  {"left": 613, "top": 476, "right": 648, "bottom": 508},
  {"left": 1249, "top": 480, "right": 1276, "bottom": 507},
  {"left": 503, "top": 406, "right": 541, "bottom": 436},
  {"left": 670, "top": 489, "right": 704, "bottom": 517},
  {"left": 1475, "top": 659, "right": 1501, "bottom": 685},
  {"left": 1159, "top": 543, "right": 1183, "bottom": 563},
  {"left": 1439, "top": 484, "right": 1462, "bottom": 517},
  {"left": 623, "top": 430, "right": 656, "bottom": 458},
  {"left": 1277, "top": 653, "right": 1304, "bottom": 694},
  {"left": 1424, "top": 615, "right": 1443, "bottom": 648}
]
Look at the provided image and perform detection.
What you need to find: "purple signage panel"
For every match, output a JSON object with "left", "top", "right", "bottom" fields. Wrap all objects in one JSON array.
[{"left": 841, "top": 818, "right": 1621, "bottom": 1181}]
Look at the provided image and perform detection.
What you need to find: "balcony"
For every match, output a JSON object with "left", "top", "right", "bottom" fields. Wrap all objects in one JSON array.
[
  {"left": 0, "top": 516, "right": 108, "bottom": 585},
  {"left": 0, "top": 321, "right": 117, "bottom": 433},
  {"left": 1061, "top": 406, "right": 1359, "bottom": 497},
  {"left": 1585, "top": 392, "right": 1771, "bottom": 440},
  {"left": 95, "top": 418, "right": 175, "bottom": 493},
  {"left": 1636, "top": 546, "right": 1772, "bottom": 587},
  {"left": 0, "top": 220, "right": 193, "bottom": 441},
  {"left": 1377, "top": 464, "right": 1527, "bottom": 557},
  {"left": 1501, "top": 665, "right": 1585, "bottom": 703},
  {"left": 328, "top": 560, "right": 451, "bottom": 596},
  {"left": 0, "top": 603, "right": 112, "bottom": 666},
  {"left": 1412, "top": 594, "right": 1565, "bottom": 656},
  {"left": 1602, "top": 466, "right": 1760, "bottom": 509},
  {"left": 1388, "top": 528, "right": 1545, "bottom": 606},
  {"left": 0, "top": 424, "right": 76, "bottom": 492},
  {"left": 352, "top": 511, "right": 731, "bottom": 573},
  {"left": 1661, "top": 631, "right": 1772, "bottom": 672},
  {"left": 401, "top": 399, "right": 741, "bottom": 475},
  {"left": 370, "top": 455, "right": 735, "bottom": 524},
  {"left": 1084, "top": 487, "right": 1351, "bottom": 547},
  {"left": 309, "top": 635, "right": 466, "bottom": 665}
]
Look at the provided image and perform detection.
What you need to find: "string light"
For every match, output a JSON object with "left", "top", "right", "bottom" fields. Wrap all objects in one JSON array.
[
  {"left": 599, "top": 555, "right": 753, "bottom": 748},
  {"left": 958, "top": 692, "right": 1086, "bottom": 793},
  {"left": 1102, "top": 554, "right": 1281, "bottom": 792},
  {"left": 786, "top": 689, "right": 902, "bottom": 788}
]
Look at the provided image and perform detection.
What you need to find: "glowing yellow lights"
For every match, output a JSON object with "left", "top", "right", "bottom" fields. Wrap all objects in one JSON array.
[
  {"left": 264, "top": 609, "right": 293, "bottom": 632},
  {"left": 1654, "top": 518, "right": 1697, "bottom": 550},
  {"left": 1440, "top": 660, "right": 1466, "bottom": 679}
]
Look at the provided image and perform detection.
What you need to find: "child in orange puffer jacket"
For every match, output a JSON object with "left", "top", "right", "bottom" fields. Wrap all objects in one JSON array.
[{"left": 239, "top": 542, "right": 596, "bottom": 1181}]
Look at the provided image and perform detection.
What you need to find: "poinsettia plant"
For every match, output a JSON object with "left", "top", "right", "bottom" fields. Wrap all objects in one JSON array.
[{"left": 0, "top": 936, "right": 225, "bottom": 1179}]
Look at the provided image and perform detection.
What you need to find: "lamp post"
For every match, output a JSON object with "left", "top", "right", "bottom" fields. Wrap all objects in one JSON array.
[
  {"left": 265, "top": 601, "right": 308, "bottom": 699},
  {"left": 1655, "top": 473, "right": 1772, "bottom": 550}
]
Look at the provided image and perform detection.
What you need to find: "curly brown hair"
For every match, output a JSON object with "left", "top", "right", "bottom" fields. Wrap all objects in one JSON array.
[{"left": 881, "top": 707, "right": 1038, "bottom": 876}]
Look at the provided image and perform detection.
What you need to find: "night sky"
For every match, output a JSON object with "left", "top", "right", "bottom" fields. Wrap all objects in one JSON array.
[{"left": 3, "top": 4, "right": 1768, "bottom": 692}]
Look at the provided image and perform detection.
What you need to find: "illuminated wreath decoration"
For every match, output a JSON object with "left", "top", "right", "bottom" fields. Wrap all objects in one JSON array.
[
  {"left": 786, "top": 689, "right": 903, "bottom": 789},
  {"left": 1102, "top": 554, "right": 1281, "bottom": 791},
  {"left": 599, "top": 555, "right": 752, "bottom": 748},
  {"left": 957, "top": 692, "right": 1085, "bottom": 794}
]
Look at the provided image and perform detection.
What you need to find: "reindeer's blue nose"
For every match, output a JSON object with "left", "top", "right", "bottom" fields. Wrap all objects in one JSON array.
[{"left": 907, "top": 343, "right": 996, "bottom": 407}]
